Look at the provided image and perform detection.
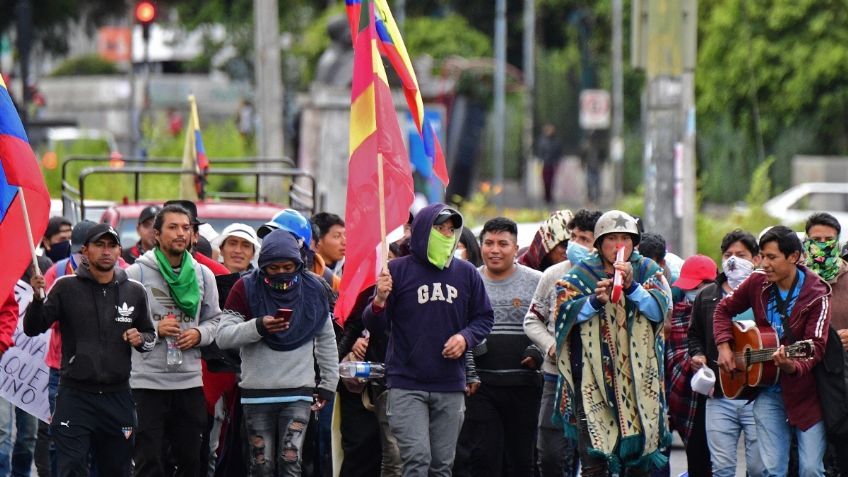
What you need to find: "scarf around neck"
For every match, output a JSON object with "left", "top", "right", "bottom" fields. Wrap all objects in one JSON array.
[
  {"left": 243, "top": 268, "right": 329, "bottom": 351},
  {"left": 154, "top": 248, "right": 200, "bottom": 318}
]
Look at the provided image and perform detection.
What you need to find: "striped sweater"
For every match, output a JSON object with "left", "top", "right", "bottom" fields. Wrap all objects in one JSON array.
[{"left": 475, "top": 264, "right": 543, "bottom": 386}]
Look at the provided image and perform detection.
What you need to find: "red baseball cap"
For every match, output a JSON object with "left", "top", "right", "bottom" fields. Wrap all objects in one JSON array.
[{"left": 672, "top": 254, "right": 717, "bottom": 290}]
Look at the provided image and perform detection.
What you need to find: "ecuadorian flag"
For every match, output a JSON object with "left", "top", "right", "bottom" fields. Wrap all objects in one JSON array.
[{"left": 0, "top": 76, "right": 50, "bottom": 296}]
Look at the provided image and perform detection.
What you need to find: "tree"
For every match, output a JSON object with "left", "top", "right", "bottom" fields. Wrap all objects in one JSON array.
[{"left": 697, "top": 0, "right": 848, "bottom": 199}]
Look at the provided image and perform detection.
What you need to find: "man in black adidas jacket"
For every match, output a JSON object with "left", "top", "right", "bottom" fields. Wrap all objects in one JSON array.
[{"left": 25, "top": 224, "right": 156, "bottom": 477}]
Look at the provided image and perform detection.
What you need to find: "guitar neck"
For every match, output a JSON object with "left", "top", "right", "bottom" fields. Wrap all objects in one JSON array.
[
  {"left": 736, "top": 345, "right": 807, "bottom": 364},
  {"left": 736, "top": 348, "right": 780, "bottom": 364}
]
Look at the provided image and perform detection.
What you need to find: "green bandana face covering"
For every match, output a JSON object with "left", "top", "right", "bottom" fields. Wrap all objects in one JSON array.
[
  {"left": 805, "top": 238, "right": 842, "bottom": 282},
  {"left": 154, "top": 248, "right": 201, "bottom": 317},
  {"left": 428, "top": 228, "right": 456, "bottom": 269}
]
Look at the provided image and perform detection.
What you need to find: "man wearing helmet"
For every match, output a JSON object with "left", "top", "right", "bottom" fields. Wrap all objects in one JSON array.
[
  {"left": 259, "top": 209, "right": 340, "bottom": 291},
  {"left": 553, "top": 210, "right": 671, "bottom": 476}
]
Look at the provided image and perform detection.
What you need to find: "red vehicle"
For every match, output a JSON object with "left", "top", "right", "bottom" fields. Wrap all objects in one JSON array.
[{"left": 101, "top": 200, "right": 288, "bottom": 248}]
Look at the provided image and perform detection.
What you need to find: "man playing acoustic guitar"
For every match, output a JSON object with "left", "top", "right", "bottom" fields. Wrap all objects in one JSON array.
[{"left": 715, "top": 225, "right": 831, "bottom": 477}]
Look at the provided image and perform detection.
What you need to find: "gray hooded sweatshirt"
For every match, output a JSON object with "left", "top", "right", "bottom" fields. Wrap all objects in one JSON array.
[{"left": 126, "top": 250, "right": 221, "bottom": 390}]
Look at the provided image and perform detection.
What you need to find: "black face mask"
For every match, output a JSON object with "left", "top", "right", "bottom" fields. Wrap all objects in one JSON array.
[{"left": 45, "top": 240, "right": 71, "bottom": 262}]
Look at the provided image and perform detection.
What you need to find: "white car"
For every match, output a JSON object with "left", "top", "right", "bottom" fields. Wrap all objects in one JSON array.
[{"left": 763, "top": 182, "right": 848, "bottom": 241}]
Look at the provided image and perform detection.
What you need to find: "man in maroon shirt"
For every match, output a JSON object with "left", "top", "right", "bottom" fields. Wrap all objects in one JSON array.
[{"left": 714, "top": 225, "right": 831, "bottom": 476}]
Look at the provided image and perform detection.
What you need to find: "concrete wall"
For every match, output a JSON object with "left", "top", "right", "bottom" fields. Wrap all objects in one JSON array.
[{"left": 792, "top": 155, "right": 848, "bottom": 185}]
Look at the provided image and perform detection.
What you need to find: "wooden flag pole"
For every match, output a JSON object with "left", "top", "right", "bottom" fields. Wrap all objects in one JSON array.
[
  {"left": 17, "top": 187, "right": 43, "bottom": 298},
  {"left": 377, "top": 152, "right": 388, "bottom": 270}
]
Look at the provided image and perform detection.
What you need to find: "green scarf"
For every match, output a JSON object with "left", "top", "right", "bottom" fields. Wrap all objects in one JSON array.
[
  {"left": 427, "top": 228, "right": 456, "bottom": 269},
  {"left": 154, "top": 248, "right": 201, "bottom": 318},
  {"left": 805, "top": 238, "right": 842, "bottom": 282}
]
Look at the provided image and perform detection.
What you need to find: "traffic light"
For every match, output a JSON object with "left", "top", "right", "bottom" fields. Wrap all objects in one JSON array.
[{"left": 134, "top": 1, "right": 157, "bottom": 40}]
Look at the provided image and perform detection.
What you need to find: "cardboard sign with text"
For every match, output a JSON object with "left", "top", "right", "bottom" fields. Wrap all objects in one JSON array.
[{"left": 2, "top": 281, "right": 52, "bottom": 423}]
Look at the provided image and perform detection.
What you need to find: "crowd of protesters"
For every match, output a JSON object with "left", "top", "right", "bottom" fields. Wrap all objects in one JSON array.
[{"left": 1, "top": 197, "right": 847, "bottom": 477}]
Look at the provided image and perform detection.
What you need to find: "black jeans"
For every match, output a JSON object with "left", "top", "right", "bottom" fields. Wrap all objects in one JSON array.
[
  {"left": 454, "top": 384, "right": 541, "bottom": 477},
  {"left": 50, "top": 386, "right": 135, "bottom": 477},
  {"left": 685, "top": 396, "right": 711, "bottom": 477},
  {"left": 132, "top": 387, "right": 206, "bottom": 477},
  {"left": 338, "top": 386, "right": 381, "bottom": 477}
]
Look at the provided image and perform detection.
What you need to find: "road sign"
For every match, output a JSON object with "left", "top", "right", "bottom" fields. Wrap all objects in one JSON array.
[{"left": 579, "top": 89, "right": 611, "bottom": 130}]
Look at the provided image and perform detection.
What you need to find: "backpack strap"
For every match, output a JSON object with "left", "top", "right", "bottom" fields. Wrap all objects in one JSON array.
[{"left": 55, "top": 258, "right": 70, "bottom": 278}]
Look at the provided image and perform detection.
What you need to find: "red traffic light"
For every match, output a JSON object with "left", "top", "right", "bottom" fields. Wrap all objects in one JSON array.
[{"left": 134, "top": 1, "right": 156, "bottom": 25}]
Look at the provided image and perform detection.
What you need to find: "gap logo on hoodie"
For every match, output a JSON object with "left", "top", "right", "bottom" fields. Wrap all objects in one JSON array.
[{"left": 417, "top": 283, "right": 459, "bottom": 304}]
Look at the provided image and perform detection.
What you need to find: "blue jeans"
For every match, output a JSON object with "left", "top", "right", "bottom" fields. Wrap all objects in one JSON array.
[
  {"left": 705, "top": 397, "right": 763, "bottom": 477},
  {"left": 0, "top": 397, "right": 38, "bottom": 477},
  {"left": 753, "top": 390, "right": 826, "bottom": 477},
  {"left": 243, "top": 401, "right": 312, "bottom": 477},
  {"left": 387, "top": 389, "right": 465, "bottom": 477}
]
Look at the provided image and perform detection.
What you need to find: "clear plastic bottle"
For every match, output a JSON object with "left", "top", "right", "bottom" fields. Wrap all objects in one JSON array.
[
  {"left": 166, "top": 336, "right": 183, "bottom": 368},
  {"left": 339, "top": 361, "right": 385, "bottom": 379},
  {"left": 164, "top": 313, "right": 183, "bottom": 369}
]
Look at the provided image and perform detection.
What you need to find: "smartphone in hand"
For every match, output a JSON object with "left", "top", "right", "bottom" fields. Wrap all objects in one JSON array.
[{"left": 275, "top": 308, "right": 293, "bottom": 324}]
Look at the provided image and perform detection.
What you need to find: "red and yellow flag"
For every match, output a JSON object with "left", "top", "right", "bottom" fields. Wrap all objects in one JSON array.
[
  {"left": 335, "top": 1, "right": 414, "bottom": 323},
  {"left": 373, "top": 0, "right": 449, "bottom": 186}
]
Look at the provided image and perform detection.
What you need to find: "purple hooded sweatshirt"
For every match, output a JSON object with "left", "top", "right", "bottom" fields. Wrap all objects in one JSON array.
[{"left": 363, "top": 203, "right": 494, "bottom": 392}]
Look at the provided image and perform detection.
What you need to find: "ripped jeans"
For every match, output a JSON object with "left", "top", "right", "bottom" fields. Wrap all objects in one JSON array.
[{"left": 243, "top": 401, "right": 312, "bottom": 477}]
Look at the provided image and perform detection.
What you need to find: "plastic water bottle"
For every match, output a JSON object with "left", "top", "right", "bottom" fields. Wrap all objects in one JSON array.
[
  {"left": 339, "top": 361, "right": 385, "bottom": 379},
  {"left": 166, "top": 336, "right": 183, "bottom": 368},
  {"left": 164, "top": 313, "right": 183, "bottom": 369}
]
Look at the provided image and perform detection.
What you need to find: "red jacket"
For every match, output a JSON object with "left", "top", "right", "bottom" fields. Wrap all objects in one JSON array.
[
  {"left": 713, "top": 266, "right": 831, "bottom": 430},
  {"left": 194, "top": 252, "right": 230, "bottom": 276},
  {"left": 0, "top": 291, "right": 18, "bottom": 355}
]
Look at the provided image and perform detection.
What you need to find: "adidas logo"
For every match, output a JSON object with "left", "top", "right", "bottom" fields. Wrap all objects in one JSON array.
[{"left": 115, "top": 303, "right": 134, "bottom": 323}]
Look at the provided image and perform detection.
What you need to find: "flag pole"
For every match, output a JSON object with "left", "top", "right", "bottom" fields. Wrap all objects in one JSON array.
[
  {"left": 377, "top": 152, "right": 388, "bottom": 270},
  {"left": 17, "top": 186, "right": 43, "bottom": 298}
]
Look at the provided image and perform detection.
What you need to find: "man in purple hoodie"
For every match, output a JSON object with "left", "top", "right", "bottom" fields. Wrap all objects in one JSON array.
[{"left": 364, "top": 203, "right": 494, "bottom": 477}]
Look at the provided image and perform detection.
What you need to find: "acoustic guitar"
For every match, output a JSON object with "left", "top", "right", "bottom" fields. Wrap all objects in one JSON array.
[{"left": 719, "top": 320, "right": 814, "bottom": 399}]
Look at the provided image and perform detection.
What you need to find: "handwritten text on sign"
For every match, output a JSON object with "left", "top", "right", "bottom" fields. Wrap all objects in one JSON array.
[{"left": 2, "top": 281, "right": 52, "bottom": 423}]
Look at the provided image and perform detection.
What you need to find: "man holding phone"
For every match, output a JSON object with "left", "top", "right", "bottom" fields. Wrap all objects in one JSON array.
[{"left": 217, "top": 229, "right": 339, "bottom": 477}]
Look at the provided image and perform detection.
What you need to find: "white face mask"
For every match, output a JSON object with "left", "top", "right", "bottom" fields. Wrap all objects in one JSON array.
[
  {"left": 453, "top": 249, "right": 466, "bottom": 261},
  {"left": 722, "top": 256, "right": 755, "bottom": 290}
]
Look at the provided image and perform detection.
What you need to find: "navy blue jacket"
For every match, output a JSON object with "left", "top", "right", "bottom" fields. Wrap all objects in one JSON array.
[{"left": 363, "top": 203, "right": 494, "bottom": 392}]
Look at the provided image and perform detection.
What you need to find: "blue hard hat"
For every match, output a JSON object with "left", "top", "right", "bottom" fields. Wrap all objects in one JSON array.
[{"left": 257, "top": 209, "right": 312, "bottom": 246}]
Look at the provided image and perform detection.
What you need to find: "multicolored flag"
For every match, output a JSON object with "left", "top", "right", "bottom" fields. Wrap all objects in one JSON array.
[
  {"left": 345, "top": 0, "right": 362, "bottom": 43},
  {"left": 180, "top": 94, "right": 209, "bottom": 200},
  {"left": 334, "top": 1, "right": 415, "bottom": 323},
  {"left": 373, "top": 0, "right": 449, "bottom": 186},
  {"left": 0, "top": 76, "right": 50, "bottom": 297}
]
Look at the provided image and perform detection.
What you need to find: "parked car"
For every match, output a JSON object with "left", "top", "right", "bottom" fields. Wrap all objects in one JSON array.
[{"left": 763, "top": 182, "right": 848, "bottom": 241}]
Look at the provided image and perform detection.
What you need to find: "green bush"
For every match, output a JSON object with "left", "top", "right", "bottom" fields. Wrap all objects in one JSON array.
[{"left": 50, "top": 54, "right": 120, "bottom": 76}]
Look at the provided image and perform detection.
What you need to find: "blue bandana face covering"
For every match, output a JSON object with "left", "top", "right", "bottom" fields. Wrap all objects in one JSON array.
[{"left": 566, "top": 241, "right": 590, "bottom": 265}]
